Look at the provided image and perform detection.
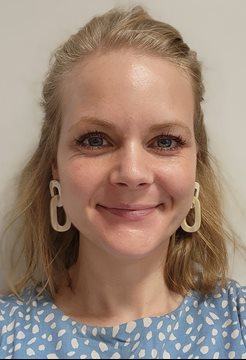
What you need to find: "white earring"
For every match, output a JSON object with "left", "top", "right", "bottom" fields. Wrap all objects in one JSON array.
[
  {"left": 181, "top": 182, "right": 201, "bottom": 233},
  {"left": 49, "top": 180, "right": 71, "bottom": 232}
]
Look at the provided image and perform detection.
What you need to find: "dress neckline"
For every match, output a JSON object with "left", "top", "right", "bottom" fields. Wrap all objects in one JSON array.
[{"left": 35, "top": 285, "right": 194, "bottom": 331}]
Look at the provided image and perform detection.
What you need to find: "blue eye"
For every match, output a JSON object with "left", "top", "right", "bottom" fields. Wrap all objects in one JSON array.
[
  {"left": 74, "top": 131, "right": 186, "bottom": 153},
  {"left": 157, "top": 138, "right": 173, "bottom": 148},
  {"left": 75, "top": 131, "right": 108, "bottom": 149},
  {"left": 153, "top": 135, "right": 186, "bottom": 151}
]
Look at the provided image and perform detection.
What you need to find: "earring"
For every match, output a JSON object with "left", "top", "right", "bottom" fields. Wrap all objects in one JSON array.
[
  {"left": 49, "top": 180, "right": 71, "bottom": 232},
  {"left": 181, "top": 182, "right": 201, "bottom": 233}
]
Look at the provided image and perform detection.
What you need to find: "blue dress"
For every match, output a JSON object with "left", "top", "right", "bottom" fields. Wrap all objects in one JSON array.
[{"left": 0, "top": 279, "right": 245, "bottom": 359}]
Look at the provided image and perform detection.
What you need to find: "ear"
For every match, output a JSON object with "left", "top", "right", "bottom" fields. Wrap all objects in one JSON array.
[{"left": 52, "top": 163, "right": 59, "bottom": 180}]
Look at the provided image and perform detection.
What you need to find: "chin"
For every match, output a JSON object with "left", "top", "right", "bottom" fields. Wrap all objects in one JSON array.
[
  {"left": 94, "top": 231, "right": 169, "bottom": 261},
  {"left": 77, "top": 206, "right": 178, "bottom": 260}
]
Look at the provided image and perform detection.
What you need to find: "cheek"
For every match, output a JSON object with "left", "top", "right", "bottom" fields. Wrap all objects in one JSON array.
[
  {"left": 160, "top": 154, "right": 196, "bottom": 187},
  {"left": 158, "top": 156, "right": 196, "bottom": 203},
  {"left": 58, "top": 159, "right": 104, "bottom": 205}
]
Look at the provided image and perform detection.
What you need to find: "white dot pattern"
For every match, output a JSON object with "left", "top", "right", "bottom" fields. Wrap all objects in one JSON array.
[{"left": 0, "top": 280, "right": 245, "bottom": 358}]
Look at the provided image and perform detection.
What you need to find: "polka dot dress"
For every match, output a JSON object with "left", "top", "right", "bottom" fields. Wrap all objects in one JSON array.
[{"left": 0, "top": 280, "right": 245, "bottom": 359}]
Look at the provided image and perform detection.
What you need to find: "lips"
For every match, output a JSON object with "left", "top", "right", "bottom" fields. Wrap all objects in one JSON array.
[
  {"left": 97, "top": 204, "right": 162, "bottom": 220},
  {"left": 98, "top": 203, "right": 162, "bottom": 210}
]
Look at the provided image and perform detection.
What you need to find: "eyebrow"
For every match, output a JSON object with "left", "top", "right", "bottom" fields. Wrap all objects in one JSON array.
[{"left": 68, "top": 116, "right": 192, "bottom": 137}]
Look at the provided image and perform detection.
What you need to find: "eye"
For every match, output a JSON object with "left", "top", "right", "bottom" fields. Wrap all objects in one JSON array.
[
  {"left": 152, "top": 134, "right": 186, "bottom": 151},
  {"left": 74, "top": 131, "right": 110, "bottom": 149},
  {"left": 73, "top": 131, "right": 187, "bottom": 153}
]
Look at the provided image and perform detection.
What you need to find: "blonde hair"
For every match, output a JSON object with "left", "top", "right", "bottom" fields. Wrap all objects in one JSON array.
[{"left": 1, "top": 5, "right": 234, "bottom": 298}]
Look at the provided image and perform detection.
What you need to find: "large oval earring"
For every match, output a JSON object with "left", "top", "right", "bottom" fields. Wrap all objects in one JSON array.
[
  {"left": 181, "top": 182, "right": 201, "bottom": 233},
  {"left": 49, "top": 180, "right": 71, "bottom": 232}
]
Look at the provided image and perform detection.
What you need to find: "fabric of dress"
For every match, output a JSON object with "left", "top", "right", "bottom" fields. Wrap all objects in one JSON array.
[{"left": 0, "top": 279, "right": 245, "bottom": 359}]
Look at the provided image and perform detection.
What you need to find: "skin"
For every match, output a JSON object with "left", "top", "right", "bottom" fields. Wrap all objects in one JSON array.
[{"left": 52, "top": 49, "right": 197, "bottom": 326}]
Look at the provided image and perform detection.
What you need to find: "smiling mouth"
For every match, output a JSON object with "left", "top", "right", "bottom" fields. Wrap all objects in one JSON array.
[{"left": 96, "top": 204, "right": 163, "bottom": 220}]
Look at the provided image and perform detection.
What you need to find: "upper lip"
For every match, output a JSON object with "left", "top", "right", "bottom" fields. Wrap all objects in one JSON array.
[{"left": 98, "top": 203, "right": 162, "bottom": 210}]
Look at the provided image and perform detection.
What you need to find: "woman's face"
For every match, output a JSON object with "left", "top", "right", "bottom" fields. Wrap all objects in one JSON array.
[{"left": 53, "top": 50, "right": 197, "bottom": 259}]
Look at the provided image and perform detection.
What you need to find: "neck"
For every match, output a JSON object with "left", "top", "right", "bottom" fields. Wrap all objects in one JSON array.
[{"left": 55, "top": 236, "right": 183, "bottom": 326}]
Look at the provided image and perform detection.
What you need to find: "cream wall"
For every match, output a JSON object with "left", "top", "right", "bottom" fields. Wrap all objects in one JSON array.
[{"left": 0, "top": 0, "right": 245, "bottom": 291}]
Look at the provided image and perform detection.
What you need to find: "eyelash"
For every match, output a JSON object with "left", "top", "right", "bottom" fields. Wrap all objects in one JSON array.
[{"left": 74, "top": 131, "right": 186, "bottom": 153}]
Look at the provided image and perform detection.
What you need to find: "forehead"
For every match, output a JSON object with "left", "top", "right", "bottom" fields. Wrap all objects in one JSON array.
[{"left": 60, "top": 49, "right": 195, "bottom": 132}]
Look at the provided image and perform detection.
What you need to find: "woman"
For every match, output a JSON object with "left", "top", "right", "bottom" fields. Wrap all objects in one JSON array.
[{"left": 0, "top": 5, "right": 245, "bottom": 359}]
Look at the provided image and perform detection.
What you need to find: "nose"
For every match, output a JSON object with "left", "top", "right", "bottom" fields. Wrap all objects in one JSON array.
[{"left": 109, "top": 142, "right": 154, "bottom": 190}]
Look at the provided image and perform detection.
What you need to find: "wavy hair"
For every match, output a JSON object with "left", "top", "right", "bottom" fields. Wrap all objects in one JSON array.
[{"left": 1, "top": 5, "right": 235, "bottom": 298}]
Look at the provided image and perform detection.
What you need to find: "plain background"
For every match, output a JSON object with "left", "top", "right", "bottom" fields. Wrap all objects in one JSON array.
[{"left": 0, "top": 0, "right": 245, "bottom": 292}]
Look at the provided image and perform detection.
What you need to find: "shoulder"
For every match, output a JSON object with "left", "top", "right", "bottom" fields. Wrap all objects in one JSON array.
[
  {"left": 192, "top": 279, "right": 246, "bottom": 338},
  {"left": 0, "top": 286, "right": 46, "bottom": 344},
  {"left": 191, "top": 278, "right": 246, "bottom": 306},
  {"left": 195, "top": 278, "right": 246, "bottom": 313},
  {"left": 0, "top": 286, "right": 57, "bottom": 357},
  {"left": 209, "top": 278, "right": 246, "bottom": 308},
  {"left": 183, "top": 279, "right": 246, "bottom": 332},
  {"left": 218, "top": 279, "right": 246, "bottom": 322},
  {"left": 0, "top": 287, "right": 35, "bottom": 333}
]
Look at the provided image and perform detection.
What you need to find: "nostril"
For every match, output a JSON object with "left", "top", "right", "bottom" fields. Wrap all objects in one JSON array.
[{"left": 117, "top": 182, "right": 128, "bottom": 187}]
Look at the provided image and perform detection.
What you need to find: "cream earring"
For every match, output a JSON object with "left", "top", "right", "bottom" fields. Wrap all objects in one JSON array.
[
  {"left": 49, "top": 180, "right": 71, "bottom": 232},
  {"left": 181, "top": 182, "right": 201, "bottom": 233}
]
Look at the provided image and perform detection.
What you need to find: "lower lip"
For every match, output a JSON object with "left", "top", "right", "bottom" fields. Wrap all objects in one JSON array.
[{"left": 97, "top": 205, "right": 161, "bottom": 221}]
